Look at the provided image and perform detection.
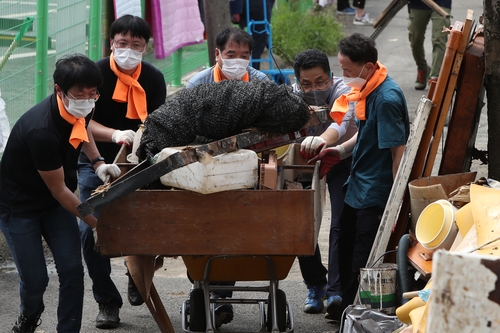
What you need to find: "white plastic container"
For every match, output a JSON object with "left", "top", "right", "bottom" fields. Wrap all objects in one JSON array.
[{"left": 156, "top": 148, "right": 258, "bottom": 194}]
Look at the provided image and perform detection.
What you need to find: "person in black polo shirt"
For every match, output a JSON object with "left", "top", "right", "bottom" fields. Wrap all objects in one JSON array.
[
  {"left": 0, "top": 54, "right": 121, "bottom": 333},
  {"left": 77, "top": 14, "right": 166, "bottom": 329}
]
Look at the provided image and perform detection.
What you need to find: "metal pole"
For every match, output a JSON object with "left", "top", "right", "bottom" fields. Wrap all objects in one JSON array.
[
  {"left": 89, "top": 0, "right": 103, "bottom": 61},
  {"left": 35, "top": 0, "right": 49, "bottom": 103},
  {"left": 202, "top": 0, "right": 231, "bottom": 66},
  {"left": 172, "top": 48, "right": 183, "bottom": 87}
]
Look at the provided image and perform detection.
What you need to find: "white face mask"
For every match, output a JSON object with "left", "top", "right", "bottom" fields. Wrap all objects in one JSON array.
[
  {"left": 113, "top": 47, "right": 143, "bottom": 70},
  {"left": 343, "top": 64, "right": 367, "bottom": 89},
  {"left": 220, "top": 57, "right": 250, "bottom": 80},
  {"left": 64, "top": 97, "right": 95, "bottom": 118}
]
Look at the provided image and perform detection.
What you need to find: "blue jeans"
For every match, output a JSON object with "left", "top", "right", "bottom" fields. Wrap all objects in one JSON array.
[
  {"left": 298, "top": 157, "right": 351, "bottom": 292},
  {"left": 0, "top": 205, "right": 84, "bottom": 333},
  {"left": 78, "top": 161, "right": 123, "bottom": 307}
]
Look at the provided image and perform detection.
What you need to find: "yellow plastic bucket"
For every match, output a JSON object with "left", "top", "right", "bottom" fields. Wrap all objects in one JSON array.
[{"left": 415, "top": 199, "right": 458, "bottom": 250}]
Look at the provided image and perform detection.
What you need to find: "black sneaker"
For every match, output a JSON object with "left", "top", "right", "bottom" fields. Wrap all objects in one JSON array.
[
  {"left": 12, "top": 314, "right": 41, "bottom": 333},
  {"left": 96, "top": 302, "right": 120, "bottom": 329},
  {"left": 127, "top": 274, "right": 144, "bottom": 306},
  {"left": 214, "top": 302, "right": 234, "bottom": 328}
]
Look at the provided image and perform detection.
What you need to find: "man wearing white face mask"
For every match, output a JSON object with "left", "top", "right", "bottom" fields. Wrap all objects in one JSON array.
[
  {"left": 186, "top": 27, "right": 268, "bottom": 89},
  {"left": 291, "top": 49, "right": 358, "bottom": 315},
  {"left": 77, "top": 15, "right": 166, "bottom": 329},
  {"left": 0, "top": 54, "right": 121, "bottom": 333},
  {"left": 183, "top": 26, "right": 268, "bottom": 329},
  {"left": 309, "top": 33, "right": 410, "bottom": 321}
]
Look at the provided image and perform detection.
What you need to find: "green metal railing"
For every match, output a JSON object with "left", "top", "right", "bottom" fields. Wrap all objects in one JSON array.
[{"left": 0, "top": 0, "right": 208, "bottom": 129}]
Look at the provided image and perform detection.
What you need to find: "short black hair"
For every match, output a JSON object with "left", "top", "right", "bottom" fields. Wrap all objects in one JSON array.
[
  {"left": 53, "top": 54, "right": 103, "bottom": 94},
  {"left": 109, "top": 14, "right": 151, "bottom": 43},
  {"left": 293, "top": 49, "right": 331, "bottom": 79},
  {"left": 338, "top": 33, "right": 378, "bottom": 65},
  {"left": 216, "top": 27, "right": 254, "bottom": 52}
]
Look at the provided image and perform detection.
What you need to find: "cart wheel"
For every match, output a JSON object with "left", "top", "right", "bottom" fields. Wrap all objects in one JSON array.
[
  {"left": 189, "top": 288, "right": 206, "bottom": 332},
  {"left": 267, "top": 288, "right": 287, "bottom": 332}
]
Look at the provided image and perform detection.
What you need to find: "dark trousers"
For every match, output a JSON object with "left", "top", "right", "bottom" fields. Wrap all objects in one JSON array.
[
  {"left": 298, "top": 157, "right": 351, "bottom": 291},
  {"left": 337, "top": 0, "right": 351, "bottom": 10},
  {"left": 353, "top": 0, "right": 366, "bottom": 9},
  {"left": 78, "top": 162, "right": 123, "bottom": 307},
  {"left": 336, "top": 203, "right": 384, "bottom": 311}
]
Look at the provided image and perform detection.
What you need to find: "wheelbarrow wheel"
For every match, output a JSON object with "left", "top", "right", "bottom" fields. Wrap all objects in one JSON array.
[
  {"left": 189, "top": 288, "right": 206, "bottom": 332},
  {"left": 266, "top": 288, "right": 287, "bottom": 332}
]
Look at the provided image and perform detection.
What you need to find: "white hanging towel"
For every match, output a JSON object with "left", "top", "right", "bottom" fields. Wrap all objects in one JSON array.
[
  {"left": 0, "top": 89, "right": 11, "bottom": 152},
  {"left": 114, "top": 0, "right": 142, "bottom": 18},
  {"left": 150, "top": 0, "right": 205, "bottom": 59}
]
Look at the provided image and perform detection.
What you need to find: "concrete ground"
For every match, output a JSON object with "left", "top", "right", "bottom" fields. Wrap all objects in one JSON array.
[{"left": 0, "top": 0, "right": 486, "bottom": 332}]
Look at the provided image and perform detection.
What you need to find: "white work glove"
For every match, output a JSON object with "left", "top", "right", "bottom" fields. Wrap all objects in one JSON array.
[
  {"left": 112, "top": 129, "right": 136, "bottom": 147},
  {"left": 92, "top": 227, "right": 98, "bottom": 245},
  {"left": 95, "top": 163, "right": 121, "bottom": 183},
  {"left": 300, "top": 136, "right": 326, "bottom": 159}
]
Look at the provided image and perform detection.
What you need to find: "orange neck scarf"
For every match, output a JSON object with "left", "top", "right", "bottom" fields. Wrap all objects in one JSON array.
[
  {"left": 213, "top": 63, "right": 249, "bottom": 82},
  {"left": 330, "top": 61, "right": 387, "bottom": 125},
  {"left": 110, "top": 53, "right": 147, "bottom": 121},
  {"left": 56, "top": 94, "right": 89, "bottom": 149}
]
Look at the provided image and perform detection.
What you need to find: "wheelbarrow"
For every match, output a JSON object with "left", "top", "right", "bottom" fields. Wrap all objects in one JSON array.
[{"left": 83, "top": 109, "right": 328, "bottom": 332}]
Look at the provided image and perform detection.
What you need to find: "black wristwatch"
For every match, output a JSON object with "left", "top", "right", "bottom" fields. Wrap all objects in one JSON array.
[{"left": 91, "top": 156, "right": 105, "bottom": 166}]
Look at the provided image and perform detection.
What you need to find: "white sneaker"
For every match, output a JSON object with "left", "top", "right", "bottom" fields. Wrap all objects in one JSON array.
[{"left": 353, "top": 13, "right": 374, "bottom": 26}]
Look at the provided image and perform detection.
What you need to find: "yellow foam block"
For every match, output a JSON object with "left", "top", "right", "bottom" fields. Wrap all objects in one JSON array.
[
  {"left": 455, "top": 203, "right": 474, "bottom": 238},
  {"left": 396, "top": 281, "right": 433, "bottom": 325},
  {"left": 470, "top": 184, "right": 500, "bottom": 256}
]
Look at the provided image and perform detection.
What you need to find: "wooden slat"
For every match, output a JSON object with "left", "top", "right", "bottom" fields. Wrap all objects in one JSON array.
[
  {"left": 97, "top": 189, "right": 316, "bottom": 257},
  {"left": 439, "top": 33, "right": 485, "bottom": 174},
  {"left": 423, "top": 11, "right": 474, "bottom": 176},
  {"left": 384, "top": 14, "right": 473, "bottom": 260},
  {"left": 421, "top": 0, "right": 450, "bottom": 17}
]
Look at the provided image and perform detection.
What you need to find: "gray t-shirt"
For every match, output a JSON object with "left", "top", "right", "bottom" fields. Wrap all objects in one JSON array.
[{"left": 186, "top": 65, "right": 269, "bottom": 89}]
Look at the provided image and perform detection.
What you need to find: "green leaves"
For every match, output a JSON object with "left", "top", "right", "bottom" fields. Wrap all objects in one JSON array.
[{"left": 272, "top": 4, "right": 344, "bottom": 60}]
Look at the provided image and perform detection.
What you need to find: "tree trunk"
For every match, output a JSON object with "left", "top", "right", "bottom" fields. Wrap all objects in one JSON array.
[
  {"left": 202, "top": 0, "right": 231, "bottom": 66},
  {"left": 484, "top": 0, "right": 500, "bottom": 179}
]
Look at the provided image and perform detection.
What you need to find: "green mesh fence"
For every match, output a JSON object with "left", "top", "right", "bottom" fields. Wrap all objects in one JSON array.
[
  {"left": 145, "top": 42, "right": 209, "bottom": 86},
  {"left": 0, "top": 0, "right": 90, "bottom": 129},
  {"left": 0, "top": 1, "right": 208, "bottom": 132}
]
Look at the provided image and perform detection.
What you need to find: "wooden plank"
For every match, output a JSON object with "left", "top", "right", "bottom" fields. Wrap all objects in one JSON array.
[
  {"left": 423, "top": 11, "right": 473, "bottom": 176},
  {"left": 371, "top": 0, "right": 409, "bottom": 40},
  {"left": 439, "top": 33, "right": 485, "bottom": 174},
  {"left": 363, "top": 97, "right": 433, "bottom": 280},
  {"left": 413, "top": 22, "right": 460, "bottom": 180},
  {"left": 384, "top": 16, "right": 470, "bottom": 260},
  {"left": 407, "top": 242, "right": 433, "bottom": 279},
  {"left": 97, "top": 189, "right": 316, "bottom": 257},
  {"left": 421, "top": 0, "right": 450, "bottom": 17},
  {"left": 373, "top": 0, "right": 407, "bottom": 28}
]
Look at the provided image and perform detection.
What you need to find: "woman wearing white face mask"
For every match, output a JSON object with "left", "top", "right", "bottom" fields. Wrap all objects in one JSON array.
[
  {"left": 186, "top": 27, "right": 269, "bottom": 89},
  {"left": 76, "top": 15, "right": 167, "bottom": 329}
]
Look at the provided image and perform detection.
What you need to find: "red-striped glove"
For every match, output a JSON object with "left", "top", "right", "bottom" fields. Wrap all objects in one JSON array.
[{"left": 308, "top": 145, "right": 345, "bottom": 178}]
